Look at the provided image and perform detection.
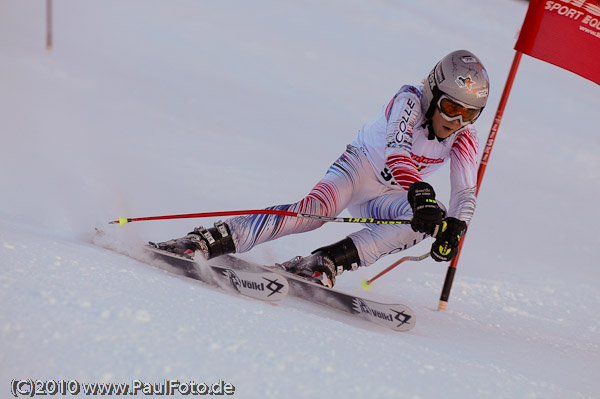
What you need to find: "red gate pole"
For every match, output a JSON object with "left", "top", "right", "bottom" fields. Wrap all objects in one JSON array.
[
  {"left": 438, "top": 51, "right": 524, "bottom": 311},
  {"left": 46, "top": 0, "right": 53, "bottom": 51}
]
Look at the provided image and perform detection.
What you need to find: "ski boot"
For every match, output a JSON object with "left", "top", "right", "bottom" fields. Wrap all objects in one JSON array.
[
  {"left": 150, "top": 221, "right": 236, "bottom": 260},
  {"left": 278, "top": 237, "right": 360, "bottom": 288}
]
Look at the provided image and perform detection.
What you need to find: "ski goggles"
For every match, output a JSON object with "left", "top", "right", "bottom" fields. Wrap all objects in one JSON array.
[{"left": 436, "top": 95, "right": 482, "bottom": 125}]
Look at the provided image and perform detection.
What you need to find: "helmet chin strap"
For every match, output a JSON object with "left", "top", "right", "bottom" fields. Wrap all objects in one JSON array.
[
  {"left": 424, "top": 86, "right": 444, "bottom": 141},
  {"left": 427, "top": 123, "right": 444, "bottom": 142}
]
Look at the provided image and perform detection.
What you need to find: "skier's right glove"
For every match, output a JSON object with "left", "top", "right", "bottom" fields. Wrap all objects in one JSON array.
[
  {"left": 407, "top": 181, "right": 444, "bottom": 237},
  {"left": 430, "top": 217, "right": 467, "bottom": 262}
]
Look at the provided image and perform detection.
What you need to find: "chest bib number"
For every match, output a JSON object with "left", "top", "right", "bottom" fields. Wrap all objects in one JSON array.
[{"left": 380, "top": 167, "right": 398, "bottom": 185}]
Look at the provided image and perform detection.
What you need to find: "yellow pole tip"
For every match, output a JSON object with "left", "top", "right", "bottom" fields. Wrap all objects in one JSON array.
[
  {"left": 361, "top": 279, "right": 371, "bottom": 290},
  {"left": 119, "top": 217, "right": 129, "bottom": 226}
]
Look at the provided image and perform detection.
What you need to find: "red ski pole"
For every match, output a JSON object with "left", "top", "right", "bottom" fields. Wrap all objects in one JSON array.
[
  {"left": 109, "top": 210, "right": 411, "bottom": 226},
  {"left": 361, "top": 253, "right": 430, "bottom": 289}
]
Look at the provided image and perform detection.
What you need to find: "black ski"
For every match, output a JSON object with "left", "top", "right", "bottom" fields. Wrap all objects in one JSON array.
[
  {"left": 96, "top": 227, "right": 413, "bottom": 330},
  {"left": 221, "top": 255, "right": 416, "bottom": 332},
  {"left": 145, "top": 246, "right": 289, "bottom": 301}
]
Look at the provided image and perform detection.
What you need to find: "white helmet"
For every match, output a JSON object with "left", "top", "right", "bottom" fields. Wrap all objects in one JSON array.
[{"left": 421, "top": 50, "right": 490, "bottom": 122}]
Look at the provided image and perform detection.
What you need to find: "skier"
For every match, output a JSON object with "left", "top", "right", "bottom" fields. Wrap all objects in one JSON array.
[{"left": 154, "top": 49, "right": 490, "bottom": 288}]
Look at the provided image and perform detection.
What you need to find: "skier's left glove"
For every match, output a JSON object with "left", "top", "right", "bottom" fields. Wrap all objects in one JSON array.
[
  {"left": 407, "top": 181, "right": 444, "bottom": 236},
  {"left": 430, "top": 217, "right": 467, "bottom": 262}
]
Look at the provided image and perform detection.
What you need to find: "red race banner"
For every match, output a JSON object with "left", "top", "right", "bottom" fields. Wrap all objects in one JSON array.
[{"left": 515, "top": 0, "right": 600, "bottom": 85}]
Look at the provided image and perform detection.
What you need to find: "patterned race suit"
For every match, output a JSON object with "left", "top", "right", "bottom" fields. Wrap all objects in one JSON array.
[{"left": 227, "top": 85, "right": 478, "bottom": 266}]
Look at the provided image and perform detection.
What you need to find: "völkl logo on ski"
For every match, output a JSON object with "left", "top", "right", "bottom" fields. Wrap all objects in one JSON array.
[
  {"left": 223, "top": 270, "right": 287, "bottom": 298},
  {"left": 352, "top": 298, "right": 412, "bottom": 329}
]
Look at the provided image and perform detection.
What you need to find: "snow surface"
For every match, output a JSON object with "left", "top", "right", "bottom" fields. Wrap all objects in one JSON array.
[{"left": 1, "top": 0, "right": 599, "bottom": 398}]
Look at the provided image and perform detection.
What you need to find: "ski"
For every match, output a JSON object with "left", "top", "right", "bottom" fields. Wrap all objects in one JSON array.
[
  {"left": 95, "top": 226, "right": 413, "bottom": 330},
  {"left": 145, "top": 246, "right": 290, "bottom": 302},
  {"left": 221, "top": 255, "right": 416, "bottom": 332}
]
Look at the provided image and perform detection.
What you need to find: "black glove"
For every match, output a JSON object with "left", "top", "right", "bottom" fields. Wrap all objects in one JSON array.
[
  {"left": 430, "top": 217, "right": 467, "bottom": 262},
  {"left": 407, "top": 181, "right": 444, "bottom": 236}
]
